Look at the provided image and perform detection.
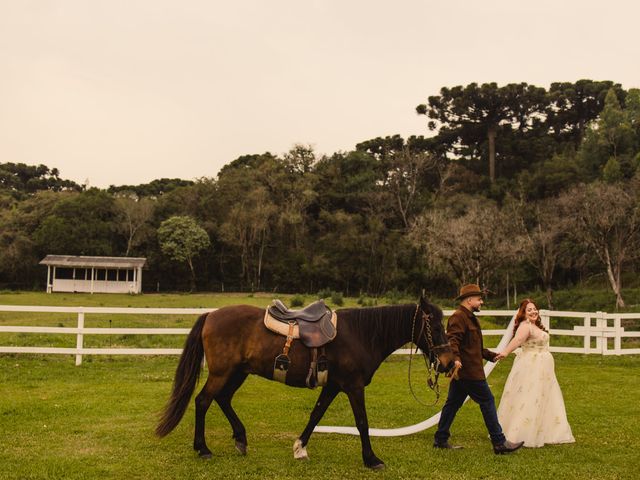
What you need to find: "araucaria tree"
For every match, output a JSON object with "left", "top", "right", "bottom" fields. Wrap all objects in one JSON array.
[
  {"left": 157, "top": 216, "right": 210, "bottom": 291},
  {"left": 416, "top": 82, "right": 546, "bottom": 183}
]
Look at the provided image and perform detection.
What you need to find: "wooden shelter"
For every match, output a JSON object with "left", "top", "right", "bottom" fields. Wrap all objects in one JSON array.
[{"left": 40, "top": 255, "right": 146, "bottom": 294}]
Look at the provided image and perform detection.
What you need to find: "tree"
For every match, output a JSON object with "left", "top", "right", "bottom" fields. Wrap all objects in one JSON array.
[
  {"left": 283, "top": 143, "right": 316, "bottom": 174},
  {"left": 212, "top": 150, "right": 318, "bottom": 291},
  {"left": 520, "top": 149, "right": 580, "bottom": 200},
  {"left": 383, "top": 147, "right": 435, "bottom": 229},
  {"left": 356, "top": 136, "right": 444, "bottom": 229},
  {"left": 0, "top": 191, "right": 63, "bottom": 287},
  {"left": 219, "top": 187, "right": 277, "bottom": 291},
  {"left": 410, "top": 197, "right": 525, "bottom": 291},
  {"left": 518, "top": 197, "right": 571, "bottom": 308},
  {"left": 626, "top": 88, "right": 640, "bottom": 137},
  {"left": 313, "top": 150, "right": 381, "bottom": 213},
  {"left": 113, "top": 193, "right": 156, "bottom": 256},
  {"left": 547, "top": 80, "right": 623, "bottom": 146},
  {"left": 0, "top": 230, "right": 37, "bottom": 288},
  {"left": 157, "top": 216, "right": 210, "bottom": 291},
  {"left": 32, "top": 189, "right": 117, "bottom": 256},
  {"left": 107, "top": 178, "right": 194, "bottom": 197},
  {"left": 0, "top": 162, "right": 81, "bottom": 197},
  {"left": 560, "top": 181, "right": 640, "bottom": 309},
  {"left": 417, "top": 82, "right": 547, "bottom": 183},
  {"left": 578, "top": 88, "right": 638, "bottom": 181}
]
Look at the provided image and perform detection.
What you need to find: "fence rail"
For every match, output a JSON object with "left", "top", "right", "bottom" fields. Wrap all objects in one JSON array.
[{"left": 1, "top": 305, "right": 638, "bottom": 365}]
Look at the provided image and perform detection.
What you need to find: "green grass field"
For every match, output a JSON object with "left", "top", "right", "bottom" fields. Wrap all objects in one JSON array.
[
  {"left": 1, "top": 292, "right": 639, "bottom": 479},
  {"left": 1, "top": 354, "right": 638, "bottom": 480}
]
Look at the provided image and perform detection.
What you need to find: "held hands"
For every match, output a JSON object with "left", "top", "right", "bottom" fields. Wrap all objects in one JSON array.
[{"left": 494, "top": 352, "right": 507, "bottom": 362}]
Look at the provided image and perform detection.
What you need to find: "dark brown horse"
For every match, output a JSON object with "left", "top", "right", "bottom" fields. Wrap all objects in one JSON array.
[{"left": 156, "top": 296, "right": 454, "bottom": 469}]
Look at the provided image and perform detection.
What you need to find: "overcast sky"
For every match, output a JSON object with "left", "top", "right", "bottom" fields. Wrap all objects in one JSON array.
[{"left": 1, "top": 0, "right": 638, "bottom": 188}]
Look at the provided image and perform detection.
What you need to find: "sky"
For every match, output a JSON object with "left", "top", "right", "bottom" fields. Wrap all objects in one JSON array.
[{"left": 1, "top": 0, "right": 639, "bottom": 188}]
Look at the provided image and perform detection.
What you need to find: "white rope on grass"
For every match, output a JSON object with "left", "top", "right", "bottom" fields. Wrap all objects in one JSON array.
[{"left": 314, "top": 313, "right": 517, "bottom": 437}]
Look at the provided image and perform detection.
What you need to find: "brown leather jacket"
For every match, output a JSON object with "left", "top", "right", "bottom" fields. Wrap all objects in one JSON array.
[{"left": 446, "top": 305, "right": 498, "bottom": 380}]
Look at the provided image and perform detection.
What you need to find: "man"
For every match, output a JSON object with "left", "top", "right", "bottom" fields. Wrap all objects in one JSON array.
[{"left": 433, "top": 284, "right": 524, "bottom": 454}]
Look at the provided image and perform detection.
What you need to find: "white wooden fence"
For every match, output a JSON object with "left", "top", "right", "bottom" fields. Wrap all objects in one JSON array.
[{"left": 0, "top": 306, "right": 638, "bottom": 365}]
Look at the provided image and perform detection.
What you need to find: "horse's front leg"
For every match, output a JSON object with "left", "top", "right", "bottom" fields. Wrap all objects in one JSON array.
[
  {"left": 294, "top": 382, "right": 340, "bottom": 460},
  {"left": 345, "top": 386, "right": 384, "bottom": 469}
]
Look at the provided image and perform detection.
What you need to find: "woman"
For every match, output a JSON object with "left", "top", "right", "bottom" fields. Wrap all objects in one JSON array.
[{"left": 494, "top": 299, "right": 575, "bottom": 447}]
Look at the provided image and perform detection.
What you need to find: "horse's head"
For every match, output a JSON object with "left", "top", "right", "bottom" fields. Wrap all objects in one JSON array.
[{"left": 416, "top": 295, "right": 454, "bottom": 374}]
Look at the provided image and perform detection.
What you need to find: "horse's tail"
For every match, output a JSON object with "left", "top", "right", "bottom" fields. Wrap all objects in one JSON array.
[{"left": 156, "top": 313, "right": 207, "bottom": 437}]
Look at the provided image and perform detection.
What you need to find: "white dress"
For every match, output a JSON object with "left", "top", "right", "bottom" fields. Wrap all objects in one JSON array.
[{"left": 497, "top": 323, "right": 575, "bottom": 447}]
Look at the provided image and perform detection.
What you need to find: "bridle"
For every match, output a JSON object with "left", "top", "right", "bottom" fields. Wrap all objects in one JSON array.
[{"left": 408, "top": 303, "right": 449, "bottom": 406}]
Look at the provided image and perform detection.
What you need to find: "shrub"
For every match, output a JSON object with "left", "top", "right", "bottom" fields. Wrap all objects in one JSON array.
[
  {"left": 290, "top": 295, "right": 305, "bottom": 307},
  {"left": 330, "top": 291, "right": 344, "bottom": 306},
  {"left": 385, "top": 289, "right": 403, "bottom": 305},
  {"left": 358, "top": 296, "right": 377, "bottom": 307},
  {"left": 317, "top": 288, "right": 332, "bottom": 299}
]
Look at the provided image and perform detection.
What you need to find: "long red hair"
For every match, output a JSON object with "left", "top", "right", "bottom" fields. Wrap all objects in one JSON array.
[{"left": 513, "top": 298, "right": 547, "bottom": 337}]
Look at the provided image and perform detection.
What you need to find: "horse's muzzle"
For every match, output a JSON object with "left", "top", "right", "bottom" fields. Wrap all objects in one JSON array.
[{"left": 438, "top": 360, "right": 456, "bottom": 374}]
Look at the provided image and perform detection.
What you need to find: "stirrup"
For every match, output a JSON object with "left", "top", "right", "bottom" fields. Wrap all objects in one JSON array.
[{"left": 273, "top": 354, "right": 290, "bottom": 383}]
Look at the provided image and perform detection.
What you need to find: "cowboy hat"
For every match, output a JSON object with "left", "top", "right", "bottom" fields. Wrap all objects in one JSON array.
[{"left": 455, "top": 283, "right": 483, "bottom": 301}]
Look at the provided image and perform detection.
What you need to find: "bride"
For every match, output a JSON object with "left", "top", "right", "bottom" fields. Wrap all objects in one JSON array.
[{"left": 494, "top": 299, "right": 575, "bottom": 447}]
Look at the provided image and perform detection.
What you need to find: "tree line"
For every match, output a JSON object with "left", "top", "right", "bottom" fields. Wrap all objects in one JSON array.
[{"left": 1, "top": 80, "right": 639, "bottom": 308}]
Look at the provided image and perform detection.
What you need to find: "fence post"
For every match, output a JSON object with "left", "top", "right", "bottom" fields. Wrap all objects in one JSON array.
[
  {"left": 583, "top": 315, "right": 591, "bottom": 353},
  {"left": 613, "top": 316, "right": 622, "bottom": 355},
  {"left": 540, "top": 310, "right": 550, "bottom": 330},
  {"left": 75, "top": 309, "right": 85, "bottom": 366},
  {"left": 595, "top": 311, "right": 605, "bottom": 354}
]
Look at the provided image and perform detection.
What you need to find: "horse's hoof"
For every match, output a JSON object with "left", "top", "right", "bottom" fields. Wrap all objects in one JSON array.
[
  {"left": 293, "top": 439, "right": 309, "bottom": 460},
  {"left": 365, "top": 457, "right": 385, "bottom": 470},
  {"left": 235, "top": 440, "right": 247, "bottom": 456},
  {"left": 196, "top": 446, "right": 212, "bottom": 459}
]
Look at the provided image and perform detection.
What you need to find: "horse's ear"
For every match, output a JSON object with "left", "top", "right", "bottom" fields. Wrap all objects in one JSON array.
[{"left": 420, "top": 289, "right": 429, "bottom": 304}]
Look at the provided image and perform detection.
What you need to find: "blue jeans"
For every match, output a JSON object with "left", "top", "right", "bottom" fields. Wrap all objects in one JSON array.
[{"left": 434, "top": 378, "right": 506, "bottom": 446}]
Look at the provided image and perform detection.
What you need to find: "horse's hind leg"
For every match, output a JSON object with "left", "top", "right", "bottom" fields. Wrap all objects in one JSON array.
[
  {"left": 214, "top": 370, "right": 249, "bottom": 455},
  {"left": 294, "top": 382, "right": 340, "bottom": 460},
  {"left": 194, "top": 373, "right": 228, "bottom": 458}
]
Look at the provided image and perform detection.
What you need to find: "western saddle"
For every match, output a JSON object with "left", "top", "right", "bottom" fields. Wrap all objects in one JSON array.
[{"left": 264, "top": 299, "right": 337, "bottom": 388}]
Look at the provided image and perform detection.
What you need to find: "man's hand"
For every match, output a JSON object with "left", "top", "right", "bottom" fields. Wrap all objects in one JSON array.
[{"left": 447, "top": 360, "right": 462, "bottom": 380}]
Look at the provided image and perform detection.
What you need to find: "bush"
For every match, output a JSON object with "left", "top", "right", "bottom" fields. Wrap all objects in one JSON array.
[
  {"left": 289, "top": 294, "right": 305, "bottom": 307},
  {"left": 357, "top": 296, "right": 377, "bottom": 307},
  {"left": 330, "top": 291, "right": 344, "bottom": 306},
  {"left": 385, "top": 289, "right": 403, "bottom": 305},
  {"left": 317, "top": 288, "right": 332, "bottom": 300}
]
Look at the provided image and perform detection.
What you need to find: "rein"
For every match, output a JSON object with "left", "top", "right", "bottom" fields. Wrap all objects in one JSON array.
[{"left": 407, "top": 304, "right": 448, "bottom": 407}]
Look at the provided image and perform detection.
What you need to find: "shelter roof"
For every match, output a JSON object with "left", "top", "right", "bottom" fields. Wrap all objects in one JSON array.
[{"left": 40, "top": 255, "right": 146, "bottom": 269}]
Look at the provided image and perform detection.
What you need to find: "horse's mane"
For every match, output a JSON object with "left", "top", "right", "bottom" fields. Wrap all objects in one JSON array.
[{"left": 337, "top": 303, "right": 416, "bottom": 352}]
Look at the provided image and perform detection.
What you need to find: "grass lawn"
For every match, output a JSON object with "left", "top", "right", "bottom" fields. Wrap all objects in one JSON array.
[
  {"left": 1, "top": 353, "right": 638, "bottom": 480},
  {"left": 0, "top": 291, "right": 367, "bottom": 309}
]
